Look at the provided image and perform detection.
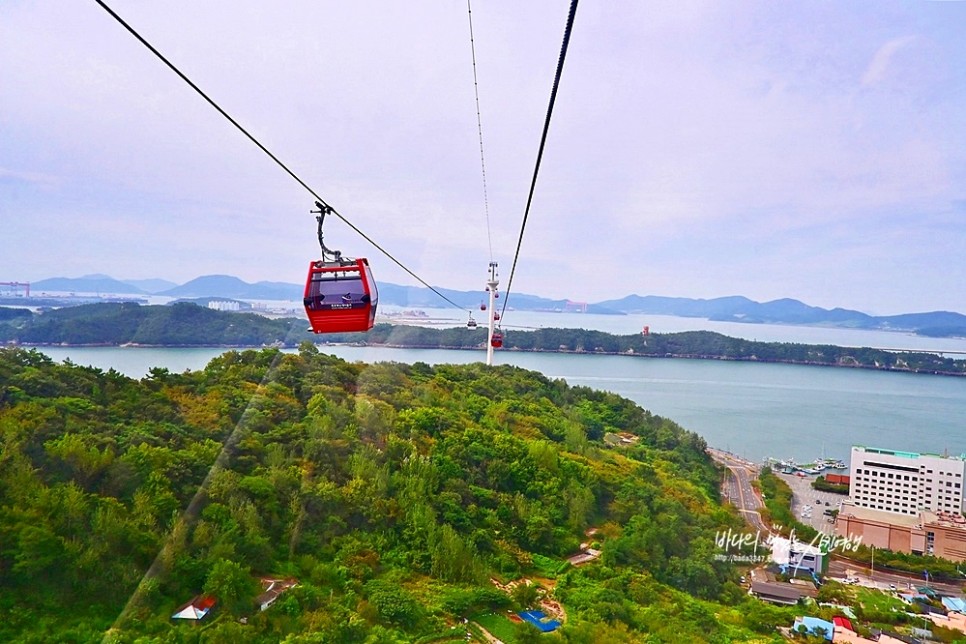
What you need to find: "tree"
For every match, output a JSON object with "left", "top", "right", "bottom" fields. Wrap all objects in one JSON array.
[
  {"left": 515, "top": 621, "right": 544, "bottom": 644},
  {"left": 203, "top": 559, "right": 259, "bottom": 616},
  {"left": 512, "top": 582, "right": 540, "bottom": 610}
]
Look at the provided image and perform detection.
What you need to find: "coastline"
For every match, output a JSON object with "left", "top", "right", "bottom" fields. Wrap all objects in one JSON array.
[{"left": 9, "top": 340, "right": 965, "bottom": 377}]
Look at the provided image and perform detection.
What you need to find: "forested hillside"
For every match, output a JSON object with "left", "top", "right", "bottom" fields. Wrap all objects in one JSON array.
[
  {"left": 0, "top": 302, "right": 311, "bottom": 346},
  {"left": 359, "top": 325, "right": 966, "bottom": 376},
  {"left": 2, "top": 302, "right": 962, "bottom": 376},
  {"left": 0, "top": 346, "right": 794, "bottom": 642}
]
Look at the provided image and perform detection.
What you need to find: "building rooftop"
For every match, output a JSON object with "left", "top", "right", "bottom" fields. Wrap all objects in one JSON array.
[
  {"left": 853, "top": 445, "right": 966, "bottom": 461},
  {"left": 751, "top": 580, "right": 813, "bottom": 605},
  {"left": 837, "top": 502, "right": 922, "bottom": 528},
  {"left": 922, "top": 510, "right": 966, "bottom": 528}
]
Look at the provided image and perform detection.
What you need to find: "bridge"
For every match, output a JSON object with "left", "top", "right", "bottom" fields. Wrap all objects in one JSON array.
[{"left": 886, "top": 347, "right": 966, "bottom": 356}]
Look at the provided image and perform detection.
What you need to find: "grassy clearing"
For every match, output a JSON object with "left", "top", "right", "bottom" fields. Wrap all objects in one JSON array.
[
  {"left": 854, "top": 587, "right": 907, "bottom": 613},
  {"left": 474, "top": 612, "right": 519, "bottom": 643},
  {"left": 530, "top": 553, "right": 565, "bottom": 579}
]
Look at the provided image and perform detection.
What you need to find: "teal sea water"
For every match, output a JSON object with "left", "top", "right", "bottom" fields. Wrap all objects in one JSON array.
[{"left": 33, "top": 330, "right": 965, "bottom": 464}]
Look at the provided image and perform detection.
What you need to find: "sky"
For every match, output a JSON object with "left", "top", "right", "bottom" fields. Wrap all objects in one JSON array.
[{"left": 2, "top": 1, "right": 965, "bottom": 315}]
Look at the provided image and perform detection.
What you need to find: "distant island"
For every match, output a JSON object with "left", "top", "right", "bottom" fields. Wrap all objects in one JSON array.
[
  {"left": 1, "top": 302, "right": 963, "bottom": 377},
  {"left": 3, "top": 272, "right": 966, "bottom": 338}
]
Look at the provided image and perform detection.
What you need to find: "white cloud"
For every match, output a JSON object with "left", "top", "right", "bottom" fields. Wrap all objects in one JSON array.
[
  {"left": 1, "top": 2, "right": 965, "bottom": 313},
  {"left": 861, "top": 35, "right": 918, "bottom": 87}
]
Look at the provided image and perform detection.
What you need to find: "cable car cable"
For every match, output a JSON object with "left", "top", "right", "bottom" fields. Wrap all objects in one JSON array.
[
  {"left": 500, "top": 0, "right": 579, "bottom": 320},
  {"left": 466, "top": 0, "right": 493, "bottom": 262},
  {"left": 92, "top": 0, "right": 468, "bottom": 313}
]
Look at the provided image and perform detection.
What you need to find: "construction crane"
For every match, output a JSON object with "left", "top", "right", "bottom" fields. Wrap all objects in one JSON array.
[{"left": 0, "top": 282, "right": 30, "bottom": 297}]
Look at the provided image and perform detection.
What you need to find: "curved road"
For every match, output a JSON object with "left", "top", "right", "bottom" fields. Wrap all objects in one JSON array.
[{"left": 709, "top": 448, "right": 770, "bottom": 535}]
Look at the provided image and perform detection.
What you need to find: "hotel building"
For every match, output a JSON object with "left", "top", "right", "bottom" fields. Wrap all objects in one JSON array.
[
  {"left": 836, "top": 446, "right": 966, "bottom": 562},
  {"left": 848, "top": 446, "right": 965, "bottom": 516}
]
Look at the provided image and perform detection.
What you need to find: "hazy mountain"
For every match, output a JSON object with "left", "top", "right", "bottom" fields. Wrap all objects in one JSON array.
[
  {"left": 20, "top": 273, "right": 966, "bottom": 337},
  {"left": 875, "top": 312, "right": 966, "bottom": 337},
  {"left": 160, "top": 275, "right": 302, "bottom": 300},
  {"left": 596, "top": 294, "right": 874, "bottom": 324},
  {"left": 595, "top": 295, "right": 757, "bottom": 318},
  {"left": 595, "top": 293, "right": 966, "bottom": 335},
  {"left": 32, "top": 274, "right": 147, "bottom": 294},
  {"left": 158, "top": 278, "right": 621, "bottom": 313},
  {"left": 121, "top": 278, "right": 178, "bottom": 294},
  {"left": 377, "top": 283, "right": 621, "bottom": 314}
]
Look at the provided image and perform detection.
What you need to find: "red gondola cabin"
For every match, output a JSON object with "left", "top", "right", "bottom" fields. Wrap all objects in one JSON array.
[
  {"left": 304, "top": 258, "right": 378, "bottom": 333},
  {"left": 490, "top": 331, "right": 503, "bottom": 348}
]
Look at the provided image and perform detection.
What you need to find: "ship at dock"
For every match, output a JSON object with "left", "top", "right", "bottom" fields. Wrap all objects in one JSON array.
[{"left": 768, "top": 457, "right": 847, "bottom": 475}]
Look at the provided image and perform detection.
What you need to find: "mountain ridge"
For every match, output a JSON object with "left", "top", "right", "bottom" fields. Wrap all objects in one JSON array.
[{"left": 17, "top": 273, "right": 966, "bottom": 337}]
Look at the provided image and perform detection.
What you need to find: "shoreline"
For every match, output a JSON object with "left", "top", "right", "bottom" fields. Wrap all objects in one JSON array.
[{"left": 8, "top": 341, "right": 965, "bottom": 378}]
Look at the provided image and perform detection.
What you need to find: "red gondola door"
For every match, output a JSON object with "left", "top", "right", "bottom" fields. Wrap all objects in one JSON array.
[{"left": 303, "top": 258, "right": 378, "bottom": 333}]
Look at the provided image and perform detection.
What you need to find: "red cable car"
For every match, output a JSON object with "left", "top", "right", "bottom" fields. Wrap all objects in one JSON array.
[
  {"left": 493, "top": 311, "right": 500, "bottom": 321},
  {"left": 304, "top": 258, "right": 377, "bottom": 333},
  {"left": 303, "top": 201, "right": 378, "bottom": 334},
  {"left": 490, "top": 330, "right": 503, "bottom": 348}
]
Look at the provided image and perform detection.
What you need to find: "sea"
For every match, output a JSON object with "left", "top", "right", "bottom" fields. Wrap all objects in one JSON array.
[{"left": 26, "top": 307, "right": 966, "bottom": 464}]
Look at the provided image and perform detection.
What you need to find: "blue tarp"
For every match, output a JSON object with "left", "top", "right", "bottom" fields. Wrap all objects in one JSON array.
[
  {"left": 519, "top": 610, "right": 562, "bottom": 633},
  {"left": 792, "top": 616, "right": 834, "bottom": 641}
]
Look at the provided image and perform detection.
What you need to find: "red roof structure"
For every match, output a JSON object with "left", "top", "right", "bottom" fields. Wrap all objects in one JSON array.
[
  {"left": 832, "top": 616, "right": 854, "bottom": 631},
  {"left": 171, "top": 595, "right": 216, "bottom": 620}
]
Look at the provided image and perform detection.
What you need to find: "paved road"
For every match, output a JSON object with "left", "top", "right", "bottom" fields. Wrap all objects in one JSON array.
[
  {"left": 709, "top": 448, "right": 769, "bottom": 534},
  {"left": 828, "top": 558, "right": 965, "bottom": 595}
]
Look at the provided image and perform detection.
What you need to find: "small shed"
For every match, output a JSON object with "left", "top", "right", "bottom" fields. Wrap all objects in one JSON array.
[
  {"left": 256, "top": 578, "right": 298, "bottom": 612},
  {"left": 172, "top": 595, "right": 216, "bottom": 620}
]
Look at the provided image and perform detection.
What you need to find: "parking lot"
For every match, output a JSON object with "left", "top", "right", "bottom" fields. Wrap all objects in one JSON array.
[{"left": 777, "top": 472, "right": 848, "bottom": 532}]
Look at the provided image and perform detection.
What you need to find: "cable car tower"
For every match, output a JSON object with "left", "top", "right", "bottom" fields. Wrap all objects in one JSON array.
[{"left": 485, "top": 261, "right": 499, "bottom": 366}]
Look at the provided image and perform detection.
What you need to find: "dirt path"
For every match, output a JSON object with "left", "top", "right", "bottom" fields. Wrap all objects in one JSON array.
[{"left": 471, "top": 622, "right": 504, "bottom": 644}]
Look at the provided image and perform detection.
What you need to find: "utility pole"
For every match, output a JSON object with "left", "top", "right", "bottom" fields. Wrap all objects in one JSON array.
[
  {"left": 485, "top": 262, "right": 498, "bottom": 366},
  {"left": 870, "top": 545, "right": 875, "bottom": 585}
]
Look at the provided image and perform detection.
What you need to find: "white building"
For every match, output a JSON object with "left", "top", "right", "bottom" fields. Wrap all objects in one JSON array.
[
  {"left": 770, "top": 536, "right": 825, "bottom": 575},
  {"left": 208, "top": 300, "right": 240, "bottom": 311},
  {"left": 849, "top": 446, "right": 966, "bottom": 517}
]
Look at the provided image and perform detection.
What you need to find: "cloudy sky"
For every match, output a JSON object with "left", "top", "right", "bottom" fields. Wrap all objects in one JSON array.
[{"left": 2, "top": 1, "right": 964, "bottom": 315}]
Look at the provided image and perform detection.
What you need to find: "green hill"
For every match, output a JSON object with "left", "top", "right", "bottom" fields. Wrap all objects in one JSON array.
[
  {"left": 0, "top": 301, "right": 313, "bottom": 346},
  {"left": 2, "top": 302, "right": 963, "bottom": 376},
  {"left": 0, "top": 346, "right": 795, "bottom": 642}
]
